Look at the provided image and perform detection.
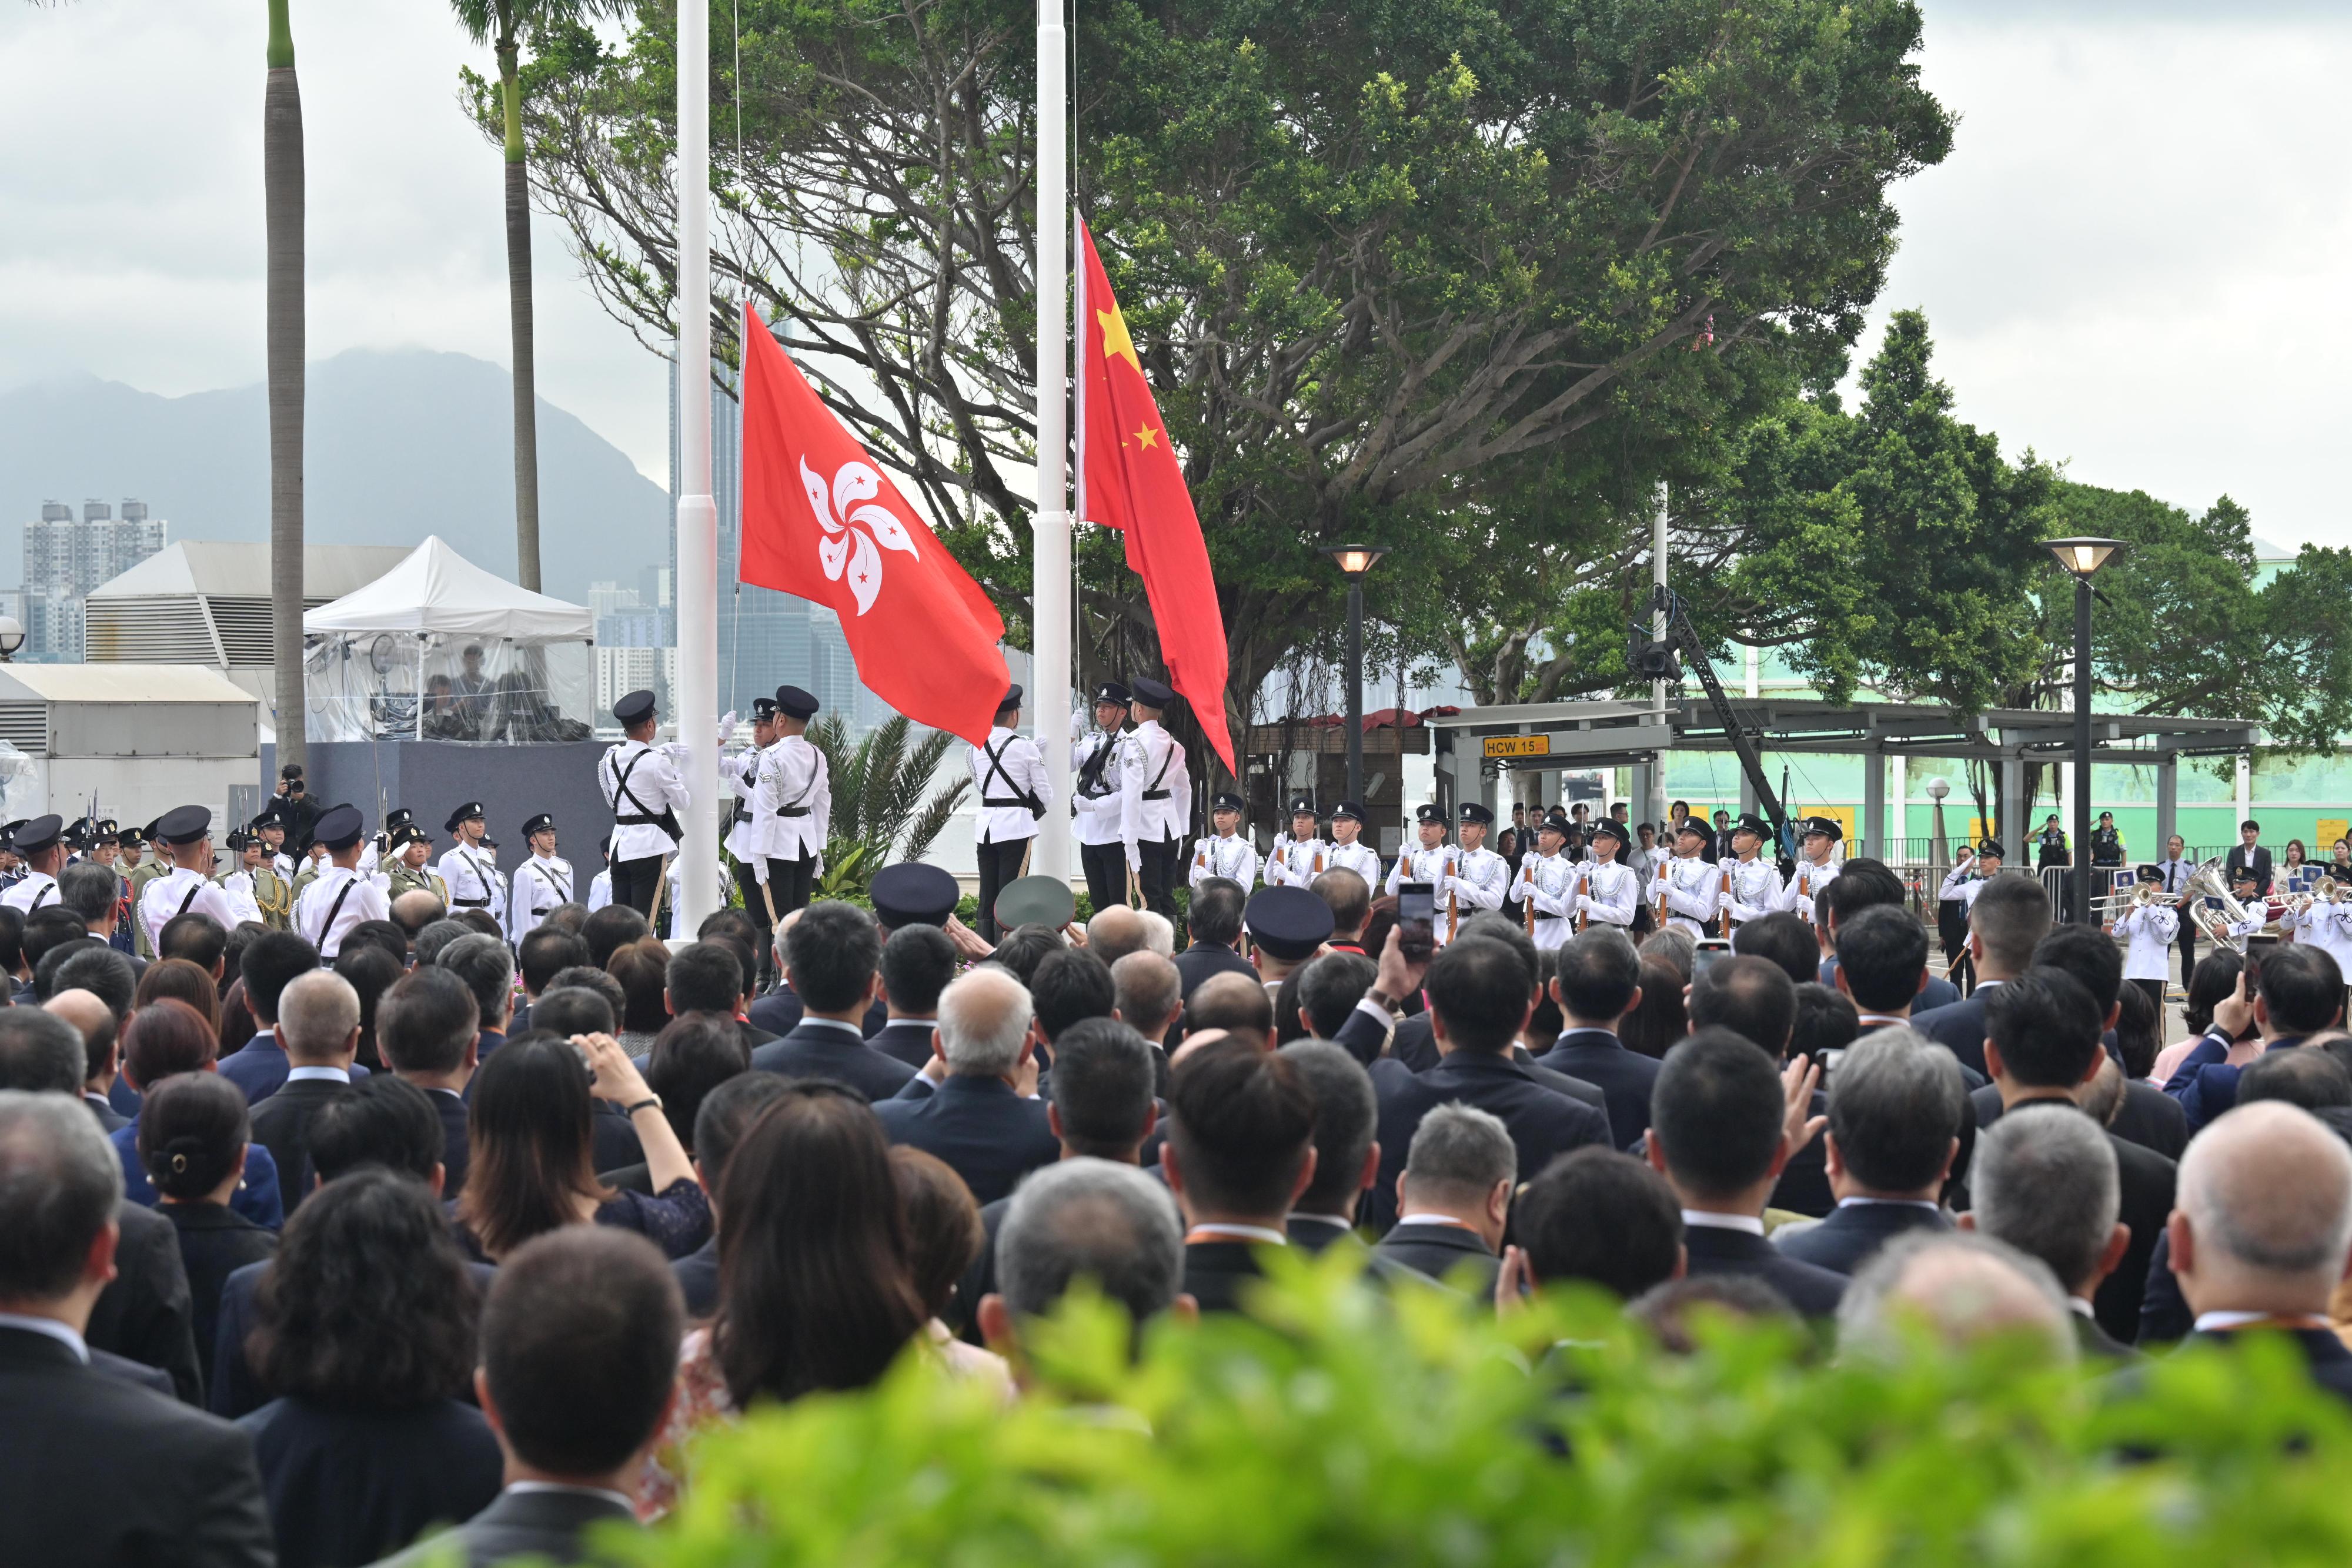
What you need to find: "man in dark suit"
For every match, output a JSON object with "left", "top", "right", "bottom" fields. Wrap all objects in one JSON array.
[
  {"left": 1909, "top": 872, "right": 2050, "bottom": 1078},
  {"left": 1964, "top": 1102, "right": 2140, "bottom": 1360},
  {"left": 1371, "top": 1102, "right": 1511, "bottom": 1296},
  {"left": 2164, "top": 942, "right": 2342, "bottom": 1136},
  {"left": 1644, "top": 1027, "right": 1849, "bottom": 1316},
  {"left": 2225, "top": 818, "right": 2274, "bottom": 898},
  {"left": 1975, "top": 967, "right": 2176, "bottom": 1346},
  {"left": 873, "top": 965, "right": 1057, "bottom": 1204},
  {"left": 369, "top": 1228, "right": 681, "bottom": 1566},
  {"left": 664, "top": 938, "right": 777, "bottom": 1058},
  {"left": 1539, "top": 927, "right": 1660, "bottom": 1152},
  {"left": 870, "top": 924, "right": 958, "bottom": 1069},
  {"left": 1819, "top": 860, "right": 1960, "bottom": 1013},
  {"left": 1773, "top": 1026, "right": 1963, "bottom": 1276},
  {"left": 0, "top": 1091, "right": 274, "bottom": 1566},
  {"left": 751, "top": 902, "right": 916, "bottom": 1102},
  {"left": 1280, "top": 1038, "right": 1379, "bottom": 1252},
  {"left": 1369, "top": 938, "right": 1613, "bottom": 1232},
  {"left": 1172, "top": 877, "right": 1255, "bottom": 1000},
  {"left": 375, "top": 966, "right": 480, "bottom": 1194},
  {"left": 1684, "top": 953, "right": 1832, "bottom": 1217},
  {"left": 2167, "top": 1098, "right": 2352, "bottom": 1404},
  {"left": 1163, "top": 1037, "right": 1317, "bottom": 1314},
  {"left": 248, "top": 968, "right": 363, "bottom": 1215},
  {"left": 52, "top": 987, "right": 132, "bottom": 1130},
  {"left": 216, "top": 929, "right": 325, "bottom": 1104}
]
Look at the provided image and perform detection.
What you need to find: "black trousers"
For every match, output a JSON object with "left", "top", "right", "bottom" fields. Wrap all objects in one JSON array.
[
  {"left": 1137, "top": 836, "right": 1180, "bottom": 923},
  {"left": 2130, "top": 977, "right": 2166, "bottom": 1014},
  {"left": 2177, "top": 924, "right": 2199, "bottom": 987},
  {"left": 766, "top": 855, "right": 816, "bottom": 922},
  {"left": 731, "top": 858, "right": 776, "bottom": 977},
  {"left": 1080, "top": 840, "right": 1127, "bottom": 915},
  {"left": 610, "top": 854, "right": 665, "bottom": 917},
  {"left": 974, "top": 837, "right": 1031, "bottom": 942}
]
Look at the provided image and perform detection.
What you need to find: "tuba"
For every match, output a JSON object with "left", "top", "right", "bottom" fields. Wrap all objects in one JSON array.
[{"left": 2179, "top": 856, "right": 2260, "bottom": 955}]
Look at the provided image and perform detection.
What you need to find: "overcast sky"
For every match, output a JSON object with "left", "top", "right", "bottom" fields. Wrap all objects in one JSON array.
[{"left": 1, "top": 0, "right": 2345, "bottom": 548}]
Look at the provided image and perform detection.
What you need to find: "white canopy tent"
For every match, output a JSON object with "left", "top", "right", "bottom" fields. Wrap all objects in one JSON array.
[{"left": 301, "top": 537, "right": 596, "bottom": 743}]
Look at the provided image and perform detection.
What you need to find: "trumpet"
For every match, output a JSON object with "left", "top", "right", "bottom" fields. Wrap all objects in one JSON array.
[
  {"left": 2132, "top": 882, "right": 2180, "bottom": 909},
  {"left": 2287, "top": 877, "right": 2340, "bottom": 914}
]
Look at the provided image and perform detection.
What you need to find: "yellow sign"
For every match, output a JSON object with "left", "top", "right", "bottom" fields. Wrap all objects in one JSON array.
[
  {"left": 2322, "top": 819, "right": 2350, "bottom": 855},
  {"left": 1483, "top": 735, "right": 1552, "bottom": 759},
  {"left": 1966, "top": 817, "right": 1993, "bottom": 845},
  {"left": 1808, "top": 804, "right": 1857, "bottom": 844}
]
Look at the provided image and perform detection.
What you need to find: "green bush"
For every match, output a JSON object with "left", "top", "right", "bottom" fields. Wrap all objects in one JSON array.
[{"left": 610, "top": 1249, "right": 2352, "bottom": 1567}]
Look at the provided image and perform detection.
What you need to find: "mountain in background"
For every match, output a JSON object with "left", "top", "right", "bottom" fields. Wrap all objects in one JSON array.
[{"left": 0, "top": 349, "right": 668, "bottom": 604}]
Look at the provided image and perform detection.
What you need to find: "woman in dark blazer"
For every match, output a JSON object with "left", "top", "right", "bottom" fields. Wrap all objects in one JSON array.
[{"left": 138, "top": 1074, "right": 277, "bottom": 1371}]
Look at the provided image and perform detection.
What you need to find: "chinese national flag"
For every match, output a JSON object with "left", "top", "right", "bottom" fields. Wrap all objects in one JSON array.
[
  {"left": 1079, "top": 222, "right": 1235, "bottom": 773},
  {"left": 738, "top": 303, "right": 1009, "bottom": 746}
]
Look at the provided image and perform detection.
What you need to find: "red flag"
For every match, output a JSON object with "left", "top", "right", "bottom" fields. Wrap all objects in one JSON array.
[
  {"left": 738, "top": 303, "right": 1008, "bottom": 746},
  {"left": 1078, "top": 223, "right": 1235, "bottom": 773}
]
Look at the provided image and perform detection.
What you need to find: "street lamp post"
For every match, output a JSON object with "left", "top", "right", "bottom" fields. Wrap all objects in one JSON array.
[
  {"left": 1321, "top": 547, "right": 1388, "bottom": 810},
  {"left": 2042, "top": 537, "right": 2127, "bottom": 924}
]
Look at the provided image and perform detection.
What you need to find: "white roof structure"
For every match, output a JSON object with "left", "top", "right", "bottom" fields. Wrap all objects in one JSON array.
[
  {"left": 85, "top": 542, "right": 416, "bottom": 669},
  {"left": 303, "top": 536, "right": 592, "bottom": 644}
]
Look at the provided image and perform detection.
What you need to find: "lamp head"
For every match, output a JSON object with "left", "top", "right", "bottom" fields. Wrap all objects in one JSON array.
[
  {"left": 1320, "top": 544, "right": 1389, "bottom": 579},
  {"left": 2041, "top": 536, "right": 2127, "bottom": 580}
]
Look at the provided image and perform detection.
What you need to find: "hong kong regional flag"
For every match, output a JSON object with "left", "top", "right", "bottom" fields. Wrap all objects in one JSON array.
[
  {"left": 1080, "top": 223, "right": 1235, "bottom": 773},
  {"left": 739, "top": 303, "right": 1009, "bottom": 746}
]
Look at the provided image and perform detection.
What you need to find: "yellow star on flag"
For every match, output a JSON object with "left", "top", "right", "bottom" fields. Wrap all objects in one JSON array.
[
  {"left": 1134, "top": 424, "right": 1159, "bottom": 449},
  {"left": 1098, "top": 303, "right": 1140, "bottom": 372}
]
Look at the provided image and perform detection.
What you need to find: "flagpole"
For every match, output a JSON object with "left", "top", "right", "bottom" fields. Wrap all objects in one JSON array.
[
  {"left": 1031, "top": 0, "right": 1073, "bottom": 885},
  {"left": 674, "top": 0, "right": 720, "bottom": 930}
]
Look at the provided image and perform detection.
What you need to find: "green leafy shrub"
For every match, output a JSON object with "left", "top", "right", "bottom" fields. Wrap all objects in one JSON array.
[{"left": 607, "top": 1248, "right": 2352, "bottom": 1567}]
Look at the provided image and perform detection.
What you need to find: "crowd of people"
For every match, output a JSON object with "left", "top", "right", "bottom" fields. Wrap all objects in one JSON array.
[{"left": 6, "top": 782, "right": 2352, "bottom": 1566}]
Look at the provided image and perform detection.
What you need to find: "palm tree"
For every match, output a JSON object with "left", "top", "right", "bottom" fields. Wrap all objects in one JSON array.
[
  {"left": 807, "top": 715, "right": 969, "bottom": 899},
  {"left": 265, "top": 0, "right": 305, "bottom": 769},
  {"left": 452, "top": 1, "right": 626, "bottom": 593}
]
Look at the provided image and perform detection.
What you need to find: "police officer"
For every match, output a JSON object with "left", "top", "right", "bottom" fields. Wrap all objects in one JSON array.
[
  {"left": 1190, "top": 793, "right": 1261, "bottom": 891},
  {"left": 1388, "top": 804, "right": 1458, "bottom": 942},
  {"left": 435, "top": 803, "right": 504, "bottom": 931},
  {"left": 1446, "top": 803, "right": 1511, "bottom": 941},
  {"left": 0, "top": 815, "right": 64, "bottom": 914},
  {"left": 1071, "top": 680, "right": 1131, "bottom": 914},
  {"left": 726, "top": 697, "right": 779, "bottom": 958},
  {"left": 1518, "top": 811, "right": 1579, "bottom": 949},
  {"left": 1264, "top": 798, "right": 1329, "bottom": 889},
  {"left": 139, "top": 806, "right": 239, "bottom": 951},
  {"left": 600, "top": 688, "right": 690, "bottom": 918},
  {"left": 1719, "top": 812, "right": 1785, "bottom": 932},
  {"left": 1120, "top": 677, "right": 1190, "bottom": 920},
  {"left": 294, "top": 803, "right": 390, "bottom": 962},
  {"left": 1578, "top": 818, "right": 1642, "bottom": 934},
  {"left": 1322, "top": 801, "right": 1383, "bottom": 885},
  {"left": 507, "top": 814, "right": 573, "bottom": 942},
  {"left": 381, "top": 824, "right": 446, "bottom": 905},
  {"left": 1784, "top": 816, "right": 1843, "bottom": 926},
  {"left": 2090, "top": 811, "right": 2125, "bottom": 870},
  {"left": 759, "top": 685, "right": 829, "bottom": 923},
  {"left": 1658, "top": 815, "right": 1721, "bottom": 935},
  {"left": 970, "top": 683, "right": 1051, "bottom": 943},
  {"left": 253, "top": 807, "right": 296, "bottom": 880},
  {"left": 217, "top": 831, "right": 268, "bottom": 925}
]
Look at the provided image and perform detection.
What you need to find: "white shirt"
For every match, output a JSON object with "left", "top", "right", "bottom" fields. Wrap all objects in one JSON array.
[
  {"left": 1722, "top": 857, "right": 1785, "bottom": 924},
  {"left": 758, "top": 733, "right": 830, "bottom": 863},
  {"left": 1662, "top": 853, "right": 1722, "bottom": 935},
  {"left": 968, "top": 724, "right": 1052, "bottom": 845},
  {"left": 1576, "top": 858, "right": 1642, "bottom": 930},
  {"left": 218, "top": 868, "right": 265, "bottom": 927},
  {"left": 601, "top": 737, "right": 691, "bottom": 862},
  {"left": 286, "top": 1065, "right": 351, "bottom": 1084},
  {"left": 1678, "top": 1209, "right": 1765, "bottom": 1236},
  {"left": 437, "top": 841, "right": 507, "bottom": 931},
  {"left": 141, "top": 865, "right": 239, "bottom": 951},
  {"left": 723, "top": 743, "right": 769, "bottom": 862},
  {"left": 0, "top": 870, "right": 57, "bottom": 914},
  {"left": 587, "top": 869, "right": 612, "bottom": 912},
  {"left": 1386, "top": 842, "right": 1458, "bottom": 941},
  {"left": 1190, "top": 833, "right": 1261, "bottom": 891},
  {"left": 293, "top": 865, "right": 390, "bottom": 959},
  {"left": 1783, "top": 857, "right": 1840, "bottom": 924},
  {"left": 2114, "top": 901, "right": 2180, "bottom": 981},
  {"left": 1264, "top": 834, "right": 1330, "bottom": 888},
  {"left": 1322, "top": 838, "right": 1383, "bottom": 887},
  {"left": 1449, "top": 845, "right": 1510, "bottom": 928},
  {"left": 509, "top": 855, "right": 575, "bottom": 941},
  {"left": 1119, "top": 720, "right": 1190, "bottom": 863},
  {"left": 1519, "top": 850, "right": 1581, "bottom": 947},
  {"left": 1070, "top": 724, "right": 1128, "bottom": 847}
]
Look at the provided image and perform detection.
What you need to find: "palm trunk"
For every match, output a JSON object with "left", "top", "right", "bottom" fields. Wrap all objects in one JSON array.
[
  {"left": 501, "top": 42, "right": 541, "bottom": 591},
  {"left": 265, "top": 0, "right": 305, "bottom": 769}
]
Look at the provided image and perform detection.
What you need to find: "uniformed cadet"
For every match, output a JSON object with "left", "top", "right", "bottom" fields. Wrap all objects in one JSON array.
[
  {"left": 1783, "top": 816, "right": 1843, "bottom": 925},
  {"left": 217, "top": 831, "right": 268, "bottom": 925},
  {"left": 437, "top": 803, "right": 506, "bottom": 932},
  {"left": 1719, "top": 812, "right": 1784, "bottom": 931},
  {"left": 289, "top": 837, "right": 330, "bottom": 907},
  {"left": 1576, "top": 818, "right": 1642, "bottom": 934},
  {"left": 60, "top": 818, "right": 88, "bottom": 867},
  {"left": 1190, "top": 793, "right": 1261, "bottom": 892},
  {"left": 600, "top": 688, "right": 690, "bottom": 918},
  {"left": 1660, "top": 815, "right": 1723, "bottom": 937},
  {"left": 1387, "top": 804, "right": 1456, "bottom": 928},
  {"left": 1939, "top": 840, "right": 2004, "bottom": 915},
  {"left": 1321, "top": 801, "right": 1383, "bottom": 887},
  {"left": 0, "top": 815, "right": 65, "bottom": 914},
  {"left": 125, "top": 821, "right": 167, "bottom": 957},
  {"left": 87, "top": 820, "right": 119, "bottom": 872},
  {"left": 1264, "top": 797, "right": 1329, "bottom": 890},
  {"left": 139, "top": 806, "right": 239, "bottom": 951},
  {"left": 1070, "top": 681, "right": 1132, "bottom": 914},
  {"left": 726, "top": 698, "right": 779, "bottom": 953},
  {"left": 253, "top": 807, "right": 296, "bottom": 880},
  {"left": 2110, "top": 864, "right": 2180, "bottom": 1013},
  {"left": 758, "top": 684, "right": 829, "bottom": 922},
  {"left": 293, "top": 803, "right": 391, "bottom": 962},
  {"left": 508, "top": 814, "right": 573, "bottom": 943},
  {"left": 381, "top": 825, "right": 446, "bottom": 904},
  {"left": 969, "top": 683, "right": 1052, "bottom": 943},
  {"left": 1518, "top": 812, "right": 1580, "bottom": 950},
  {"left": 1119, "top": 677, "right": 1190, "bottom": 920},
  {"left": 587, "top": 835, "right": 614, "bottom": 914},
  {"left": 1446, "top": 803, "right": 1510, "bottom": 939}
]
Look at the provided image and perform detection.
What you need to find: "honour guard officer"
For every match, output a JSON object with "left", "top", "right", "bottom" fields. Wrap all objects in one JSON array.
[
  {"left": 1446, "top": 803, "right": 1511, "bottom": 939},
  {"left": 294, "top": 803, "right": 390, "bottom": 962},
  {"left": 1784, "top": 816, "right": 1843, "bottom": 925},
  {"left": 1719, "top": 812, "right": 1785, "bottom": 932},
  {"left": 245, "top": 827, "right": 293, "bottom": 930},
  {"left": 508, "top": 814, "right": 573, "bottom": 942},
  {"left": 139, "top": 805, "right": 239, "bottom": 951},
  {"left": 1387, "top": 803, "right": 1456, "bottom": 930},
  {"left": 587, "top": 836, "right": 614, "bottom": 912},
  {"left": 1518, "top": 811, "right": 1580, "bottom": 950},
  {"left": 1120, "top": 677, "right": 1191, "bottom": 920},
  {"left": 381, "top": 823, "right": 445, "bottom": 904},
  {"left": 726, "top": 697, "right": 779, "bottom": 961},
  {"left": 253, "top": 806, "right": 296, "bottom": 879},
  {"left": 1938, "top": 840, "right": 2004, "bottom": 915},
  {"left": 125, "top": 820, "right": 167, "bottom": 956},
  {"left": 1577, "top": 817, "right": 1642, "bottom": 934},
  {"left": 217, "top": 831, "right": 268, "bottom": 925},
  {"left": 438, "top": 803, "right": 506, "bottom": 933},
  {"left": 1658, "top": 815, "right": 1721, "bottom": 936},
  {"left": 59, "top": 818, "right": 88, "bottom": 865},
  {"left": 969, "top": 684, "right": 1052, "bottom": 943},
  {"left": 87, "top": 819, "right": 119, "bottom": 871},
  {"left": 1071, "top": 680, "right": 1132, "bottom": 915},
  {"left": 2109, "top": 865, "right": 2180, "bottom": 1014},
  {"left": 289, "top": 833, "right": 331, "bottom": 905},
  {"left": 1322, "top": 801, "right": 1382, "bottom": 885},
  {"left": 1190, "top": 792, "right": 1261, "bottom": 891},
  {"left": 759, "top": 685, "right": 829, "bottom": 922},
  {"left": 1264, "top": 797, "right": 1329, "bottom": 889},
  {"left": 0, "top": 815, "right": 64, "bottom": 913},
  {"left": 600, "top": 688, "right": 690, "bottom": 919}
]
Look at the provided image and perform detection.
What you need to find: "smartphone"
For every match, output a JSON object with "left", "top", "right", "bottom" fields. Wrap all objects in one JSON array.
[
  {"left": 2243, "top": 941, "right": 2264, "bottom": 1000},
  {"left": 1398, "top": 881, "right": 1435, "bottom": 962},
  {"left": 1693, "top": 937, "right": 1733, "bottom": 977}
]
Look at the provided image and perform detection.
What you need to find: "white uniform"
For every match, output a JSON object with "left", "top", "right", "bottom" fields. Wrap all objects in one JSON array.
[
  {"left": 1940, "top": 863, "right": 1994, "bottom": 913},
  {"left": 1387, "top": 843, "right": 1460, "bottom": 944},
  {"left": 1264, "top": 834, "right": 1330, "bottom": 888},
  {"left": 218, "top": 870, "right": 265, "bottom": 927},
  {"left": 2296, "top": 898, "right": 2352, "bottom": 974},
  {"left": 294, "top": 864, "right": 392, "bottom": 961},
  {"left": 1118, "top": 720, "right": 1190, "bottom": 871},
  {"left": 1661, "top": 854, "right": 1722, "bottom": 936},
  {"left": 758, "top": 734, "right": 830, "bottom": 867},
  {"left": 1190, "top": 833, "right": 1261, "bottom": 891},
  {"left": 723, "top": 744, "right": 769, "bottom": 867},
  {"left": 1783, "top": 858, "right": 1840, "bottom": 924},
  {"left": 141, "top": 866, "right": 239, "bottom": 952},
  {"left": 437, "top": 841, "right": 507, "bottom": 932},
  {"left": 1721, "top": 857, "right": 1784, "bottom": 927},
  {"left": 968, "top": 724, "right": 1053, "bottom": 847},
  {"left": 1577, "top": 858, "right": 1642, "bottom": 932},
  {"left": 600, "top": 738, "right": 691, "bottom": 864},
  {"left": 587, "top": 870, "right": 612, "bottom": 912},
  {"left": 0, "top": 870, "right": 58, "bottom": 914},
  {"left": 2114, "top": 901, "right": 2179, "bottom": 982},
  {"left": 508, "top": 855, "right": 575, "bottom": 941},
  {"left": 1322, "top": 839, "right": 1383, "bottom": 887},
  {"left": 1071, "top": 724, "right": 1127, "bottom": 848},
  {"left": 1518, "top": 850, "right": 1581, "bottom": 950}
]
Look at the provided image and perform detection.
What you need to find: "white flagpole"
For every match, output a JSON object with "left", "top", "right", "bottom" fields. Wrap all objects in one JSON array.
[
  {"left": 674, "top": 0, "right": 719, "bottom": 929},
  {"left": 1031, "top": 0, "right": 1073, "bottom": 885}
]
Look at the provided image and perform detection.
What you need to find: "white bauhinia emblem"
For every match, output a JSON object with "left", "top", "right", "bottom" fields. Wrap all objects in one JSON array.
[{"left": 801, "top": 455, "right": 918, "bottom": 616}]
